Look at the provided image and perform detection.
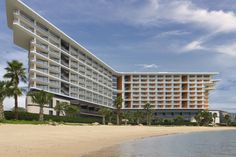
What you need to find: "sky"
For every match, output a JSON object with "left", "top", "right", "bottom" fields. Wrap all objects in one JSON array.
[{"left": 0, "top": 0, "right": 236, "bottom": 112}]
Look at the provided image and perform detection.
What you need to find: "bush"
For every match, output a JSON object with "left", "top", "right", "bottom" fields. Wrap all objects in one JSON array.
[
  {"left": 152, "top": 118, "right": 197, "bottom": 126},
  {"left": 4, "top": 111, "right": 102, "bottom": 123}
]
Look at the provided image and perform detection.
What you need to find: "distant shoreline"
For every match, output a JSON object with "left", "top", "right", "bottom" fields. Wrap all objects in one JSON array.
[{"left": 0, "top": 125, "right": 235, "bottom": 157}]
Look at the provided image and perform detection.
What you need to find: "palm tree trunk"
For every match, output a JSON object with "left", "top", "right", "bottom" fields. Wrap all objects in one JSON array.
[
  {"left": 117, "top": 113, "right": 120, "bottom": 125},
  {"left": 0, "top": 101, "right": 5, "bottom": 121},
  {"left": 109, "top": 116, "right": 112, "bottom": 123},
  {"left": 39, "top": 106, "right": 44, "bottom": 121},
  {"left": 102, "top": 115, "right": 105, "bottom": 125},
  {"left": 137, "top": 118, "right": 140, "bottom": 125},
  {"left": 146, "top": 113, "right": 148, "bottom": 125},
  {"left": 14, "top": 94, "right": 18, "bottom": 120}
]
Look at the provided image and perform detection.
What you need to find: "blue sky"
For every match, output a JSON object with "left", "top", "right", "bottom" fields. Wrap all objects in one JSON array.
[{"left": 1, "top": 0, "right": 236, "bottom": 112}]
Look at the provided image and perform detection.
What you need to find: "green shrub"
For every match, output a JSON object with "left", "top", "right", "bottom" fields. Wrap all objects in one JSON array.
[{"left": 4, "top": 111, "right": 102, "bottom": 123}]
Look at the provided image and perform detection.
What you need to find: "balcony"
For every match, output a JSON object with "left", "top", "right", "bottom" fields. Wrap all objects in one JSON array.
[
  {"left": 49, "top": 31, "right": 60, "bottom": 43},
  {"left": 36, "top": 50, "right": 48, "bottom": 57},
  {"left": 61, "top": 54, "right": 69, "bottom": 67},
  {"left": 61, "top": 40, "right": 70, "bottom": 52},
  {"left": 36, "top": 22, "right": 48, "bottom": 34},
  {"left": 19, "top": 11, "right": 34, "bottom": 25},
  {"left": 36, "top": 41, "right": 48, "bottom": 50},
  {"left": 49, "top": 49, "right": 60, "bottom": 58}
]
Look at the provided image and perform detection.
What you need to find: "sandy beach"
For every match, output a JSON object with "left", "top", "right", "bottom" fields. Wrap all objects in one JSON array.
[{"left": 0, "top": 125, "right": 235, "bottom": 157}]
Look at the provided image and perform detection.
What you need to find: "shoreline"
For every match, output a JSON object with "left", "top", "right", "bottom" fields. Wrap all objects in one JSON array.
[{"left": 0, "top": 124, "right": 235, "bottom": 157}]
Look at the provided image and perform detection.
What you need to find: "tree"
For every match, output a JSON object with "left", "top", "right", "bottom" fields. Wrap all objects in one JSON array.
[
  {"left": 173, "top": 116, "right": 184, "bottom": 124},
  {"left": 134, "top": 110, "right": 143, "bottom": 124},
  {"left": 64, "top": 105, "right": 80, "bottom": 117},
  {"left": 194, "top": 110, "right": 213, "bottom": 126},
  {"left": 224, "top": 114, "right": 231, "bottom": 126},
  {"left": 212, "top": 113, "right": 217, "bottom": 125},
  {"left": 107, "top": 109, "right": 113, "bottom": 123},
  {"left": 0, "top": 81, "right": 11, "bottom": 121},
  {"left": 4, "top": 60, "right": 27, "bottom": 120},
  {"left": 114, "top": 96, "right": 123, "bottom": 125},
  {"left": 194, "top": 114, "right": 201, "bottom": 126},
  {"left": 122, "top": 111, "right": 134, "bottom": 125},
  {"left": 54, "top": 102, "right": 68, "bottom": 116},
  {"left": 28, "top": 90, "right": 53, "bottom": 121},
  {"left": 98, "top": 107, "right": 111, "bottom": 125},
  {"left": 144, "top": 102, "right": 153, "bottom": 125}
]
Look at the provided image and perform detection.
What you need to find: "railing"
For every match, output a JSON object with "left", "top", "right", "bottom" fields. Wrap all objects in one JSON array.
[
  {"left": 19, "top": 12, "right": 34, "bottom": 25},
  {"left": 36, "top": 61, "right": 48, "bottom": 66},
  {"left": 61, "top": 59, "right": 69, "bottom": 67},
  {"left": 37, "top": 50, "right": 48, "bottom": 57},
  {"left": 61, "top": 74, "right": 69, "bottom": 82},
  {"left": 20, "top": 21, "right": 34, "bottom": 32},
  {"left": 36, "top": 42, "right": 48, "bottom": 50}
]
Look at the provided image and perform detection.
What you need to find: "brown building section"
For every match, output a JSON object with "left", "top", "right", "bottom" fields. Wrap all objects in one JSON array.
[{"left": 117, "top": 76, "right": 122, "bottom": 91}]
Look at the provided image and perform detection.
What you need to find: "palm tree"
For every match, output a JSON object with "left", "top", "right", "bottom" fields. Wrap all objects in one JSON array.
[
  {"left": 0, "top": 81, "right": 11, "bottom": 121},
  {"left": 28, "top": 90, "right": 53, "bottom": 121},
  {"left": 64, "top": 105, "right": 80, "bottom": 117},
  {"left": 54, "top": 102, "right": 68, "bottom": 116},
  {"left": 4, "top": 60, "right": 27, "bottom": 120},
  {"left": 107, "top": 109, "right": 113, "bottom": 123},
  {"left": 212, "top": 113, "right": 217, "bottom": 125},
  {"left": 98, "top": 107, "right": 110, "bottom": 125},
  {"left": 134, "top": 110, "right": 143, "bottom": 124},
  {"left": 144, "top": 102, "right": 153, "bottom": 125},
  {"left": 114, "top": 96, "right": 123, "bottom": 125},
  {"left": 122, "top": 111, "right": 135, "bottom": 125}
]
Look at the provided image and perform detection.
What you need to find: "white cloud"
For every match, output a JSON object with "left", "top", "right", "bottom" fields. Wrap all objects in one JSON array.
[
  {"left": 107, "top": 0, "right": 236, "bottom": 33},
  {"left": 215, "top": 43, "right": 236, "bottom": 57},
  {"left": 136, "top": 64, "right": 158, "bottom": 69},
  {"left": 169, "top": 1, "right": 236, "bottom": 33},
  {"left": 182, "top": 40, "right": 205, "bottom": 51},
  {"left": 154, "top": 30, "right": 190, "bottom": 38}
]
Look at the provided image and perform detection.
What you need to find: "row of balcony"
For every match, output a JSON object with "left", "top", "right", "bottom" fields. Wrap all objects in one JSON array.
[
  {"left": 31, "top": 50, "right": 113, "bottom": 89},
  {"left": 15, "top": 10, "right": 113, "bottom": 81}
]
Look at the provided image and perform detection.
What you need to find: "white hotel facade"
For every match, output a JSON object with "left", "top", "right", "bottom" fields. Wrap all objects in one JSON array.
[{"left": 6, "top": 0, "right": 218, "bottom": 120}]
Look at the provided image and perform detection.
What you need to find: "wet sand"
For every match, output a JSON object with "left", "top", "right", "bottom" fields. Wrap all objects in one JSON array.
[{"left": 0, "top": 124, "right": 235, "bottom": 157}]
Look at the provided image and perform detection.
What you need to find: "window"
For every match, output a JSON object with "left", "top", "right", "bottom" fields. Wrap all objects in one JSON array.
[
  {"left": 49, "top": 100, "right": 53, "bottom": 108},
  {"left": 49, "top": 110, "right": 53, "bottom": 115}
]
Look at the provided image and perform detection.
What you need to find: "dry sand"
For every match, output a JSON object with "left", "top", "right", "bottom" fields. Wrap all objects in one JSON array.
[{"left": 0, "top": 124, "right": 235, "bottom": 157}]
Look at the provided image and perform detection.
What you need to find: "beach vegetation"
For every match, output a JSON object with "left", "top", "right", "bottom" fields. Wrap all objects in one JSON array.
[
  {"left": 63, "top": 104, "right": 80, "bottom": 117},
  {"left": 144, "top": 102, "right": 154, "bottom": 125},
  {"left": 4, "top": 60, "right": 27, "bottom": 120},
  {"left": 194, "top": 110, "right": 213, "bottom": 126},
  {"left": 3, "top": 111, "right": 102, "bottom": 124},
  {"left": 114, "top": 96, "right": 123, "bottom": 125},
  {"left": 54, "top": 102, "right": 80, "bottom": 117},
  {"left": 133, "top": 110, "right": 144, "bottom": 125},
  {"left": 0, "top": 81, "right": 12, "bottom": 121},
  {"left": 98, "top": 107, "right": 112, "bottom": 125},
  {"left": 54, "top": 102, "right": 68, "bottom": 116},
  {"left": 224, "top": 114, "right": 231, "bottom": 126},
  {"left": 28, "top": 90, "right": 54, "bottom": 121},
  {"left": 173, "top": 116, "right": 185, "bottom": 124}
]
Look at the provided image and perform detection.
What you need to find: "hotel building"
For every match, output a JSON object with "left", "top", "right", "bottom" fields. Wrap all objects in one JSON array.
[{"left": 6, "top": 0, "right": 218, "bottom": 120}]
